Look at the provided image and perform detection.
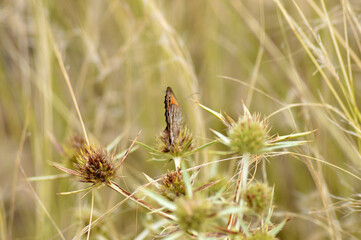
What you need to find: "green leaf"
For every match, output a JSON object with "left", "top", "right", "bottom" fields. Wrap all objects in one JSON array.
[
  {"left": 28, "top": 174, "right": 69, "bottom": 181},
  {"left": 57, "top": 184, "right": 100, "bottom": 195},
  {"left": 264, "top": 140, "right": 308, "bottom": 151},
  {"left": 181, "top": 162, "right": 193, "bottom": 198},
  {"left": 210, "top": 129, "right": 230, "bottom": 145},
  {"left": 142, "top": 189, "right": 176, "bottom": 212},
  {"left": 137, "top": 141, "right": 160, "bottom": 152},
  {"left": 106, "top": 133, "right": 123, "bottom": 152},
  {"left": 186, "top": 140, "right": 217, "bottom": 156},
  {"left": 270, "top": 130, "right": 315, "bottom": 143},
  {"left": 195, "top": 101, "right": 231, "bottom": 127},
  {"left": 114, "top": 145, "right": 138, "bottom": 160},
  {"left": 268, "top": 218, "right": 287, "bottom": 236}
]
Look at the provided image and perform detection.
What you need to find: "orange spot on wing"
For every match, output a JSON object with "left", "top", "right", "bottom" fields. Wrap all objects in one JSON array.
[{"left": 170, "top": 95, "right": 179, "bottom": 106}]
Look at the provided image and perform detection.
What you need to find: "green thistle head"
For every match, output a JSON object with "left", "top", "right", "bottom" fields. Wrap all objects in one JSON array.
[
  {"left": 228, "top": 113, "right": 268, "bottom": 155},
  {"left": 174, "top": 197, "right": 214, "bottom": 232},
  {"left": 242, "top": 183, "right": 272, "bottom": 214}
]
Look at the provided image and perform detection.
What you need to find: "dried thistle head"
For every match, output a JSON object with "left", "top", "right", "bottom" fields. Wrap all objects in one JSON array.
[
  {"left": 160, "top": 170, "right": 185, "bottom": 200},
  {"left": 74, "top": 145, "right": 116, "bottom": 184},
  {"left": 53, "top": 144, "right": 117, "bottom": 184},
  {"left": 157, "top": 126, "right": 193, "bottom": 155},
  {"left": 53, "top": 135, "right": 138, "bottom": 192}
]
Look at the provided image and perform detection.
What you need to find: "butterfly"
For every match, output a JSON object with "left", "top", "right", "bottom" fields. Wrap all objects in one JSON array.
[{"left": 162, "top": 87, "right": 183, "bottom": 152}]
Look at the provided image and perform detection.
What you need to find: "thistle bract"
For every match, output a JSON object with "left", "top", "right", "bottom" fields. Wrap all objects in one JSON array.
[{"left": 228, "top": 114, "right": 268, "bottom": 155}]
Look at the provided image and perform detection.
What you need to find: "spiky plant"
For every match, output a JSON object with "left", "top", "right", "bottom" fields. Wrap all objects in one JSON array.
[
  {"left": 228, "top": 113, "right": 268, "bottom": 155},
  {"left": 160, "top": 170, "right": 186, "bottom": 201},
  {"left": 174, "top": 197, "right": 215, "bottom": 233},
  {"left": 242, "top": 183, "right": 272, "bottom": 214},
  {"left": 53, "top": 144, "right": 117, "bottom": 184},
  {"left": 157, "top": 126, "right": 194, "bottom": 156}
]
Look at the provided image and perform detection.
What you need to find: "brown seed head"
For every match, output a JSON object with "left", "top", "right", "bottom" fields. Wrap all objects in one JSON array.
[
  {"left": 75, "top": 145, "right": 116, "bottom": 184},
  {"left": 160, "top": 170, "right": 185, "bottom": 200}
]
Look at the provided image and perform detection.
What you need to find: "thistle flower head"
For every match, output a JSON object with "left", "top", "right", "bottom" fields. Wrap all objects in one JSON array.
[
  {"left": 157, "top": 126, "right": 193, "bottom": 156},
  {"left": 160, "top": 170, "right": 185, "bottom": 200},
  {"left": 242, "top": 183, "right": 272, "bottom": 214},
  {"left": 228, "top": 113, "right": 269, "bottom": 155},
  {"left": 174, "top": 197, "right": 214, "bottom": 232},
  {"left": 74, "top": 145, "right": 116, "bottom": 184},
  {"left": 53, "top": 144, "right": 118, "bottom": 185},
  {"left": 197, "top": 101, "right": 312, "bottom": 156}
]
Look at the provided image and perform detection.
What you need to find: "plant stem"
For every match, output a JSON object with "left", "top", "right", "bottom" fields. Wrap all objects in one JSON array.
[
  {"left": 107, "top": 181, "right": 174, "bottom": 220},
  {"left": 86, "top": 189, "right": 94, "bottom": 240},
  {"left": 174, "top": 156, "right": 182, "bottom": 170},
  {"left": 227, "top": 153, "right": 250, "bottom": 232}
]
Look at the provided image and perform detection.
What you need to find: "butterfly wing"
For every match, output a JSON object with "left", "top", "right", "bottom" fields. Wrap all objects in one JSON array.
[{"left": 164, "top": 87, "right": 183, "bottom": 150}]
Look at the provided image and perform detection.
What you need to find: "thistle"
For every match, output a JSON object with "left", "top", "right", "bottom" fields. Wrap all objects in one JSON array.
[
  {"left": 174, "top": 197, "right": 215, "bottom": 233},
  {"left": 242, "top": 183, "right": 272, "bottom": 214},
  {"left": 53, "top": 144, "right": 117, "bottom": 184},
  {"left": 157, "top": 126, "right": 193, "bottom": 156},
  {"left": 196, "top": 101, "right": 312, "bottom": 155},
  {"left": 52, "top": 134, "right": 138, "bottom": 186},
  {"left": 228, "top": 113, "right": 269, "bottom": 155},
  {"left": 74, "top": 145, "right": 116, "bottom": 183},
  {"left": 160, "top": 170, "right": 186, "bottom": 201}
]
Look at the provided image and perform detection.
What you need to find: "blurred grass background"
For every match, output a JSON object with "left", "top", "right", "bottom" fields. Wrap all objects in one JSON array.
[{"left": 1, "top": 0, "right": 361, "bottom": 239}]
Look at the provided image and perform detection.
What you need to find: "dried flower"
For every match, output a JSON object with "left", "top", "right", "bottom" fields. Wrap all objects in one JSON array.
[
  {"left": 160, "top": 170, "right": 185, "bottom": 200},
  {"left": 53, "top": 144, "right": 117, "bottom": 184},
  {"left": 157, "top": 126, "right": 193, "bottom": 155},
  {"left": 74, "top": 145, "right": 116, "bottom": 183}
]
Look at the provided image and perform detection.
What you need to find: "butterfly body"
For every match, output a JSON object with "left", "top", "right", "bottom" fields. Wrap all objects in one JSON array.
[{"left": 164, "top": 87, "right": 183, "bottom": 152}]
